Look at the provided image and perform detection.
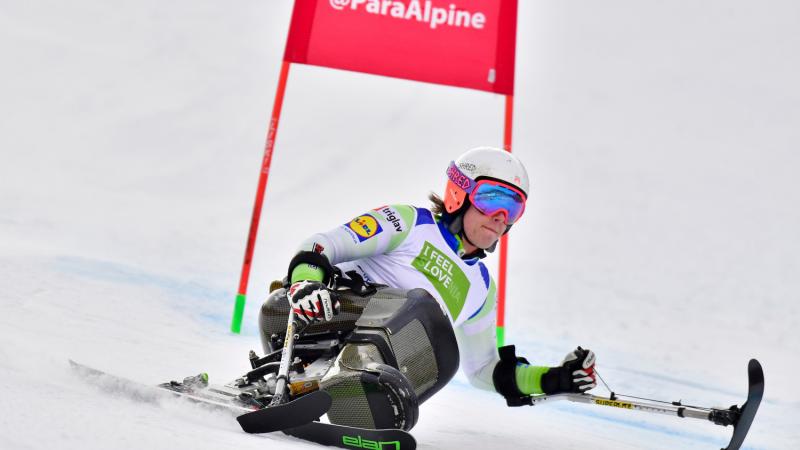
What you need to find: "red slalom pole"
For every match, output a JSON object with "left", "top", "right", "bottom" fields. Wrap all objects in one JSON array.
[
  {"left": 231, "top": 60, "right": 291, "bottom": 334},
  {"left": 497, "top": 94, "right": 514, "bottom": 346}
]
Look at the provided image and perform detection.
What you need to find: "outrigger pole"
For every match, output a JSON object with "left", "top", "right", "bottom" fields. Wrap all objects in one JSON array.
[{"left": 512, "top": 359, "right": 764, "bottom": 450}]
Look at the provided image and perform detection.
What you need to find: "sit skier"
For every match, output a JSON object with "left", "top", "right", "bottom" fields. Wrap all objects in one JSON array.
[{"left": 258, "top": 147, "right": 597, "bottom": 431}]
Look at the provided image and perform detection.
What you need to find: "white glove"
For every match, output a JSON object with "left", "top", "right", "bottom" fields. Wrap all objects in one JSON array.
[{"left": 288, "top": 280, "right": 339, "bottom": 324}]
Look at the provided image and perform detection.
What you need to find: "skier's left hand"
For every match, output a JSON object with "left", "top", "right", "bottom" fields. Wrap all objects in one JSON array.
[{"left": 541, "top": 347, "right": 597, "bottom": 394}]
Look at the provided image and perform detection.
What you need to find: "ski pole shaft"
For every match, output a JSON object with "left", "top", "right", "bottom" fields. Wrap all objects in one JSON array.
[
  {"left": 563, "top": 393, "right": 712, "bottom": 421},
  {"left": 270, "top": 308, "right": 297, "bottom": 406},
  {"left": 529, "top": 393, "right": 729, "bottom": 424}
]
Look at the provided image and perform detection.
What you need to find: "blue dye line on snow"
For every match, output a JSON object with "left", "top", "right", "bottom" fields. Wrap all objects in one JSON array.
[
  {"left": 52, "top": 256, "right": 227, "bottom": 300},
  {"left": 51, "top": 255, "right": 247, "bottom": 331},
  {"left": 623, "top": 367, "right": 783, "bottom": 408},
  {"left": 622, "top": 367, "right": 741, "bottom": 399}
]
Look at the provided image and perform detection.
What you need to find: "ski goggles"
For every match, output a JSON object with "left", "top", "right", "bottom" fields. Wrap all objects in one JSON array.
[{"left": 446, "top": 161, "right": 527, "bottom": 224}]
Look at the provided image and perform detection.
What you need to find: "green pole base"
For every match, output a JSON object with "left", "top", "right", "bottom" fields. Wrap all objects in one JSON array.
[
  {"left": 496, "top": 326, "right": 505, "bottom": 347},
  {"left": 231, "top": 293, "right": 246, "bottom": 334}
]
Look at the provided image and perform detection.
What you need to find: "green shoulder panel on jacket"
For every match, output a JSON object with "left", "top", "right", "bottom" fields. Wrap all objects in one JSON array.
[{"left": 368, "top": 204, "right": 416, "bottom": 252}]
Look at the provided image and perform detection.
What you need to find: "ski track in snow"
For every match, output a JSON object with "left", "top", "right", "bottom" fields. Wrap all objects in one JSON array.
[{"left": 2, "top": 0, "right": 799, "bottom": 449}]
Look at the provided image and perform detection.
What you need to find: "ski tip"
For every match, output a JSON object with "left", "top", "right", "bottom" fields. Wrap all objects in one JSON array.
[
  {"left": 236, "top": 390, "right": 332, "bottom": 434},
  {"left": 720, "top": 359, "right": 765, "bottom": 450},
  {"left": 747, "top": 358, "right": 763, "bottom": 375},
  {"left": 747, "top": 359, "right": 764, "bottom": 389}
]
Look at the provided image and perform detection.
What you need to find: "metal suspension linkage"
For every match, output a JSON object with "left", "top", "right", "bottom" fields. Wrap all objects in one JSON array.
[{"left": 235, "top": 308, "right": 333, "bottom": 434}]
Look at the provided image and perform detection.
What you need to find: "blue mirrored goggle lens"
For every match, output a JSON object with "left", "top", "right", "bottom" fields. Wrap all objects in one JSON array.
[{"left": 471, "top": 184, "right": 525, "bottom": 223}]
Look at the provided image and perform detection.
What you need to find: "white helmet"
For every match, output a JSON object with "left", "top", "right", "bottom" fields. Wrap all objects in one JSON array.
[{"left": 443, "top": 147, "right": 529, "bottom": 215}]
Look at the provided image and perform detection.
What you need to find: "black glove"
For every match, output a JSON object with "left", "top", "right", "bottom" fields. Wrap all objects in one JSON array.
[{"left": 540, "top": 347, "right": 597, "bottom": 395}]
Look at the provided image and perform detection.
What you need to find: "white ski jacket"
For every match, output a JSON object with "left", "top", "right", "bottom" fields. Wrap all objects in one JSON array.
[{"left": 295, "top": 205, "right": 500, "bottom": 392}]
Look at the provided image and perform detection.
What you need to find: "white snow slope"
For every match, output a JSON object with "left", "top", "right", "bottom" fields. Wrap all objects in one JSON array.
[{"left": 1, "top": 1, "right": 798, "bottom": 449}]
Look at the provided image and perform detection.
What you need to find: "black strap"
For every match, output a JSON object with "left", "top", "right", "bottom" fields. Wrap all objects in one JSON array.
[
  {"left": 337, "top": 270, "right": 378, "bottom": 297},
  {"left": 492, "top": 345, "right": 533, "bottom": 407}
]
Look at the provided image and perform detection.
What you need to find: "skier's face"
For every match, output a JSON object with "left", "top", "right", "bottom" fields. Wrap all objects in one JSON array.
[{"left": 463, "top": 205, "right": 506, "bottom": 250}]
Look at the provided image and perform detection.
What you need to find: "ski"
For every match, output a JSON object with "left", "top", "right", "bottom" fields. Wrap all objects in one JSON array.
[
  {"left": 69, "top": 360, "right": 255, "bottom": 414},
  {"left": 236, "top": 390, "right": 331, "bottom": 433},
  {"left": 70, "top": 360, "right": 412, "bottom": 447},
  {"left": 69, "top": 360, "right": 331, "bottom": 432},
  {"left": 284, "top": 421, "right": 416, "bottom": 450}
]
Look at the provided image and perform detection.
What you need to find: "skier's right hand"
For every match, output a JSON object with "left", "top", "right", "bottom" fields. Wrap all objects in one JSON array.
[{"left": 288, "top": 280, "right": 340, "bottom": 324}]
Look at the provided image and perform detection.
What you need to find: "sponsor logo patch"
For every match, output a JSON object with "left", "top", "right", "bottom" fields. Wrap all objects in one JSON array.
[
  {"left": 411, "top": 241, "right": 469, "bottom": 320},
  {"left": 458, "top": 162, "right": 476, "bottom": 172},
  {"left": 376, "top": 206, "right": 403, "bottom": 232},
  {"left": 345, "top": 215, "right": 383, "bottom": 242},
  {"left": 447, "top": 163, "right": 472, "bottom": 190}
]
